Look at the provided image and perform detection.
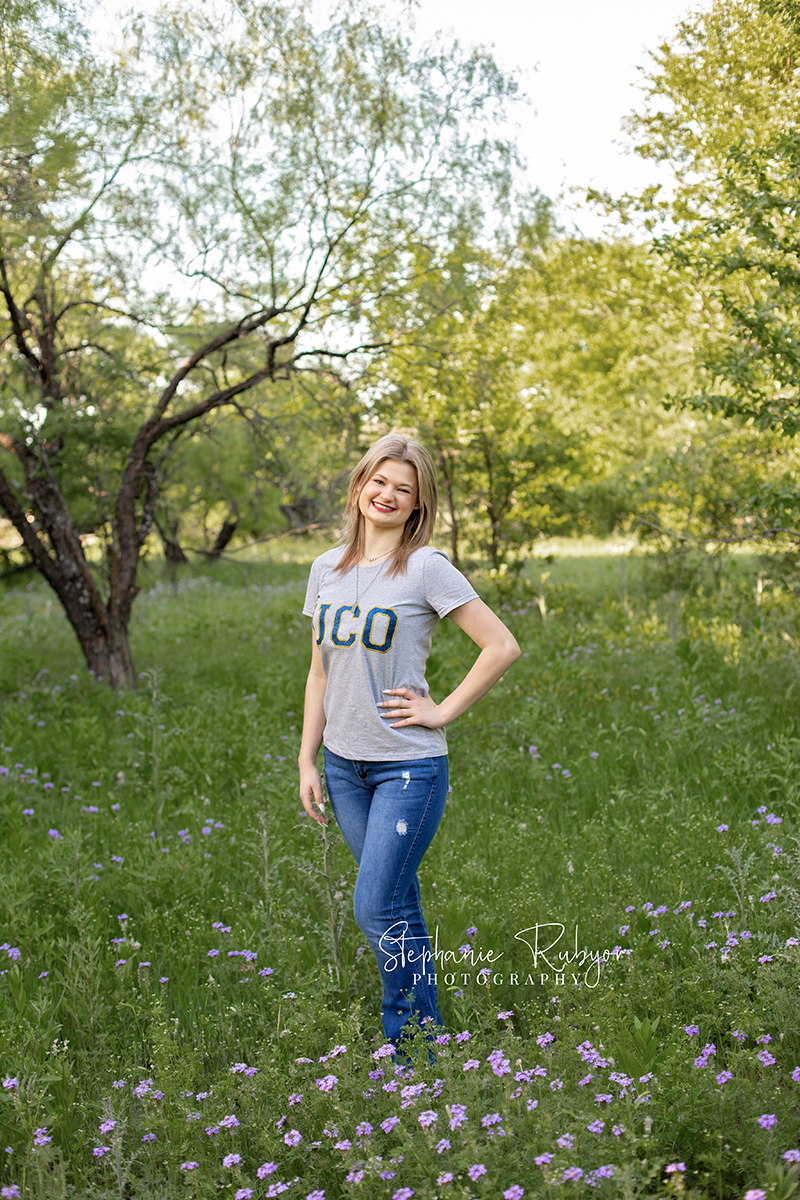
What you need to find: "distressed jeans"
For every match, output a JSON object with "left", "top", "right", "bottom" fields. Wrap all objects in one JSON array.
[{"left": 323, "top": 748, "right": 448, "bottom": 1044}]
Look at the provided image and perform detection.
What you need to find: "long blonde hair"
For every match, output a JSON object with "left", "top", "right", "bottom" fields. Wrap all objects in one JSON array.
[{"left": 335, "top": 433, "right": 438, "bottom": 577}]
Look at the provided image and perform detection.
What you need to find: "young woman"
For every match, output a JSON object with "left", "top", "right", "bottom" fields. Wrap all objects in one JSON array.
[{"left": 298, "top": 433, "right": 520, "bottom": 1044}]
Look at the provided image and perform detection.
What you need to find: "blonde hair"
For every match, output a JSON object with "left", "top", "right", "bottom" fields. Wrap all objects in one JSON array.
[{"left": 335, "top": 433, "right": 438, "bottom": 577}]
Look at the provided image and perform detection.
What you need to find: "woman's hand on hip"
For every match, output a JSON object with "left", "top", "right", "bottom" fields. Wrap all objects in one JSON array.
[
  {"left": 378, "top": 688, "right": 445, "bottom": 729},
  {"left": 299, "top": 763, "right": 328, "bottom": 825}
]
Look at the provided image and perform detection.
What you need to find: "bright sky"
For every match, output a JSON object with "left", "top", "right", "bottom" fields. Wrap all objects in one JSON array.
[
  {"left": 91, "top": 0, "right": 711, "bottom": 235},
  {"left": 411, "top": 0, "right": 710, "bottom": 234}
]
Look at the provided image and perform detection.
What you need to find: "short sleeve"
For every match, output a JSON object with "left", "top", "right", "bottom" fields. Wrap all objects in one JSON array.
[
  {"left": 422, "top": 550, "right": 479, "bottom": 618},
  {"left": 302, "top": 558, "right": 320, "bottom": 617}
]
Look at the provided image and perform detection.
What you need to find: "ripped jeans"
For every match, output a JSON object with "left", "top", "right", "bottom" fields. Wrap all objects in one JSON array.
[{"left": 323, "top": 748, "right": 448, "bottom": 1044}]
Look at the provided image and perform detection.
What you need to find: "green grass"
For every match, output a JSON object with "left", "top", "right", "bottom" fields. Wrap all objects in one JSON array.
[{"left": 1, "top": 547, "right": 799, "bottom": 1199}]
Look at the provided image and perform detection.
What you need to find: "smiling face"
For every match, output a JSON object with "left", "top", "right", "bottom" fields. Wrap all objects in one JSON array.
[{"left": 357, "top": 458, "right": 420, "bottom": 534}]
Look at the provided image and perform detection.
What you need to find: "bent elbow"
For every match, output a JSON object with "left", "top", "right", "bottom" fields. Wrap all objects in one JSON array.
[{"left": 503, "top": 635, "right": 522, "bottom": 667}]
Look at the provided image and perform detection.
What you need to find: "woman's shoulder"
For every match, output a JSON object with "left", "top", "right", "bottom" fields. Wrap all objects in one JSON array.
[
  {"left": 309, "top": 545, "right": 346, "bottom": 571},
  {"left": 406, "top": 545, "right": 461, "bottom": 580},
  {"left": 408, "top": 544, "right": 452, "bottom": 568}
]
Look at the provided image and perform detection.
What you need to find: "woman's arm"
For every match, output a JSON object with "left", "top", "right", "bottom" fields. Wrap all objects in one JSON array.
[
  {"left": 298, "top": 637, "right": 329, "bottom": 824},
  {"left": 378, "top": 597, "right": 520, "bottom": 729}
]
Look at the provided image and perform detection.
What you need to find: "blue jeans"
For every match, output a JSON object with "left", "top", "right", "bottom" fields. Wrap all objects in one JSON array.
[{"left": 323, "top": 748, "right": 448, "bottom": 1044}]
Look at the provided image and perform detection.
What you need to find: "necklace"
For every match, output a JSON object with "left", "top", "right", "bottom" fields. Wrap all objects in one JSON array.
[
  {"left": 364, "top": 547, "right": 394, "bottom": 563},
  {"left": 355, "top": 559, "right": 388, "bottom": 606}
]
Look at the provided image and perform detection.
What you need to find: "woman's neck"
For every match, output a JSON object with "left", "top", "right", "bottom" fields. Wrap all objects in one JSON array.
[{"left": 361, "top": 532, "right": 403, "bottom": 563}]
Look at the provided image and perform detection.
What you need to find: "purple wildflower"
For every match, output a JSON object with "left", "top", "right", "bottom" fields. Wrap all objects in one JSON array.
[{"left": 448, "top": 1104, "right": 467, "bottom": 1130}]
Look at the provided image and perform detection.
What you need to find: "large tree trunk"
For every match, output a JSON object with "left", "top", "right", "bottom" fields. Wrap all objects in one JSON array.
[
  {"left": 82, "top": 621, "right": 136, "bottom": 687},
  {"left": 0, "top": 460, "right": 137, "bottom": 687}
]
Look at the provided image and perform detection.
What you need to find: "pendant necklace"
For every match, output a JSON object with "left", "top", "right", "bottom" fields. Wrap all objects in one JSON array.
[{"left": 355, "top": 547, "right": 394, "bottom": 607}]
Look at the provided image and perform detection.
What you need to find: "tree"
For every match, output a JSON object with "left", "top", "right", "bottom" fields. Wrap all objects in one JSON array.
[
  {"left": 153, "top": 379, "right": 361, "bottom": 558},
  {"left": 0, "top": 0, "right": 517, "bottom": 685},
  {"left": 600, "top": 0, "right": 800, "bottom": 227},
  {"left": 658, "top": 127, "right": 800, "bottom": 428},
  {"left": 586, "top": 0, "right": 800, "bottom": 547},
  {"left": 370, "top": 199, "right": 586, "bottom": 569},
  {"left": 378, "top": 206, "right": 724, "bottom": 567}
]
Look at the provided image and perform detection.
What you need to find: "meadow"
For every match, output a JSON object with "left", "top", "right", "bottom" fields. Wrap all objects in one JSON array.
[{"left": 1, "top": 544, "right": 799, "bottom": 1200}]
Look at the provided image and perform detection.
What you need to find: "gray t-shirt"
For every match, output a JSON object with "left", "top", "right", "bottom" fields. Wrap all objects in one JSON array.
[{"left": 302, "top": 544, "right": 479, "bottom": 761}]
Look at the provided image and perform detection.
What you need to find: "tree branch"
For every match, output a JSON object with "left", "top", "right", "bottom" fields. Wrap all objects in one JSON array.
[
  {"left": 633, "top": 515, "right": 800, "bottom": 545},
  {"left": 153, "top": 307, "right": 282, "bottom": 420},
  {"left": 0, "top": 253, "right": 41, "bottom": 375}
]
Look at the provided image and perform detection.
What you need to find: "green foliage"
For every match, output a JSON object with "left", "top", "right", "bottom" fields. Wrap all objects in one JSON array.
[
  {"left": 585, "top": 0, "right": 800, "bottom": 548},
  {"left": 614, "top": 1016, "right": 669, "bottom": 1080},
  {"left": 378, "top": 218, "right": 766, "bottom": 564},
  {"left": 659, "top": 128, "right": 800, "bottom": 443},
  {"left": 612, "top": 0, "right": 800, "bottom": 225}
]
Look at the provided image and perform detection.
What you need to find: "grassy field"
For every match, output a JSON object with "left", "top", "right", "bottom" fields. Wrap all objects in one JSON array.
[{"left": 1, "top": 545, "right": 799, "bottom": 1200}]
